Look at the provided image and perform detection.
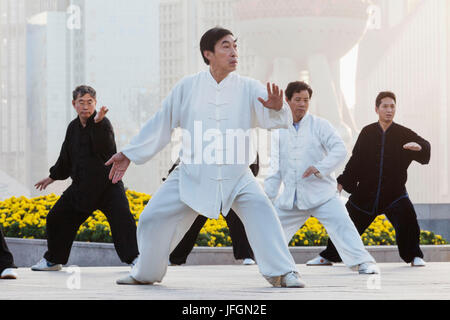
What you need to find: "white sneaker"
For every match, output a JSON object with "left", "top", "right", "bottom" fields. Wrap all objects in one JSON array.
[
  {"left": 31, "top": 258, "right": 62, "bottom": 271},
  {"left": 243, "top": 258, "right": 255, "bottom": 265},
  {"left": 280, "top": 272, "right": 306, "bottom": 288},
  {"left": 358, "top": 262, "right": 380, "bottom": 274},
  {"left": 306, "top": 255, "right": 333, "bottom": 266},
  {"left": 411, "top": 257, "right": 426, "bottom": 267},
  {"left": 1, "top": 268, "right": 18, "bottom": 279}
]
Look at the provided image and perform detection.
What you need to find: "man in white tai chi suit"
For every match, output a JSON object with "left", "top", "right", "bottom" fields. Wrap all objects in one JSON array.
[
  {"left": 264, "top": 81, "right": 379, "bottom": 274},
  {"left": 106, "top": 27, "right": 304, "bottom": 287}
]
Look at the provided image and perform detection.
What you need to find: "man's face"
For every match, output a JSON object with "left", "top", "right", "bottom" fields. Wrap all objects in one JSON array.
[
  {"left": 204, "top": 34, "right": 238, "bottom": 73},
  {"left": 286, "top": 90, "right": 310, "bottom": 122},
  {"left": 376, "top": 97, "right": 396, "bottom": 123},
  {"left": 72, "top": 93, "right": 96, "bottom": 122}
]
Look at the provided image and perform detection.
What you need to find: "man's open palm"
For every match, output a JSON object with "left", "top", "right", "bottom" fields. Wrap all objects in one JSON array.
[
  {"left": 105, "top": 152, "right": 130, "bottom": 184},
  {"left": 34, "top": 177, "right": 54, "bottom": 191},
  {"left": 258, "top": 83, "right": 283, "bottom": 111}
]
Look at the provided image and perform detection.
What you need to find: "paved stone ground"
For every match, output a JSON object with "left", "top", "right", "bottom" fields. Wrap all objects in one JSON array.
[{"left": 1, "top": 263, "right": 449, "bottom": 300}]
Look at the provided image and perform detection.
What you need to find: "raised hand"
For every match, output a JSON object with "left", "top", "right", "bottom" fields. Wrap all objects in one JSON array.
[
  {"left": 34, "top": 177, "right": 55, "bottom": 191},
  {"left": 94, "top": 106, "right": 109, "bottom": 123},
  {"left": 258, "top": 82, "right": 284, "bottom": 111},
  {"left": 403, "top": 142, "right": 422, "bottom": 152},
  {"left": 105, "top": 152, "right": 131, "bottom": 184}
]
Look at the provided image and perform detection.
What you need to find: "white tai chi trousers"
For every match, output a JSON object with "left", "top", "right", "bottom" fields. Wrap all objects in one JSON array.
[
  {"left": 130, "top": 168, "right": 298, "bottom": 284},
  {"left": 276, "top": 195, "right": 375, "bottom": 268}
]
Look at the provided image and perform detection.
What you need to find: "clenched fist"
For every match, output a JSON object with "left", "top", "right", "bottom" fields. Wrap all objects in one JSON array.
[{"left": 403, "top": 142, "right": 422, "bottom": 152}]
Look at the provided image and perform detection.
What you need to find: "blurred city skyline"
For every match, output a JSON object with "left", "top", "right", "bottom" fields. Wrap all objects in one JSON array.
[{"left": 1, "top": 0, "right": 449, "bottom": 205}]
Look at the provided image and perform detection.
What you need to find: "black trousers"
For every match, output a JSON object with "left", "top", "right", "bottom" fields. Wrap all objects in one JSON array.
[
  {"left": 169, "top": 209, "right": 254, "bottom": 265},
  {"left": 320, "top": 197, "right": 423, "bottom": 263},
  {"left": 0, "top": 226, "right": 16, "bottom": 274},
  {"left": 44, "top": 183, "right": 139, "bottom": 265}
]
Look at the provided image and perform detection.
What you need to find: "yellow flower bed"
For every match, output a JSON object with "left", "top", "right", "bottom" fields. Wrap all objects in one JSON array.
[{"left": 0, "top": 192, "right": 447, "bottom": 246}]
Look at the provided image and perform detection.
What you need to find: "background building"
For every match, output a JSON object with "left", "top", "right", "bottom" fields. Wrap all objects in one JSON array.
[
  {"left": 26, "top": 11, "right": 70, "bottom": 196},
  {"left": 159, "top": 0, "right": 239, "bottom": 100},
  {"left": 0, "top": 0, "right": 70, "bottom": 197},
  {"left": 1, "top": 0, "right": 160, "bottom": 197}
]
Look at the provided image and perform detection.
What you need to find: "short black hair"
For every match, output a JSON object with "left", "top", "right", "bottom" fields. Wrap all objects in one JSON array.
[
  {"left": 72, "top": 85, "right": 96, "bottom": 100},
  {"left": 199, "top": 27, "right": 234, "bottom": 65},
  {"left": 285, "top": 81, "right": 313, "bottom": 100},
  {"left": 375, "top": 91, "right": 396, "bottom": 108}
]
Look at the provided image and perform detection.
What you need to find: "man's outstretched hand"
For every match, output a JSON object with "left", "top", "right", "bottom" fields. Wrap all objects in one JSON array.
[
  {"left": 105, "top": 152, "right": 130, "bottom": 184},
  {"left": 258, "top": 83, "right": 283, "bottom": 111},
  {"left": 34, "top": 177, "right": 54, "bottom": 191}
]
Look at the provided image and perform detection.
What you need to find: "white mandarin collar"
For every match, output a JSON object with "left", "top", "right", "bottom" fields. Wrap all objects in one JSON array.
[
  {"left": 290, "top": 113, "right": 310, "bottom": 134},
  {"left": 206, "top": 69, "right": 235, "bottom": 90}
]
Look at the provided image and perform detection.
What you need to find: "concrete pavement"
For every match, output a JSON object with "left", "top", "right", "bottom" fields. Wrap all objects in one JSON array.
[
  {"left": 7, "top": 237, "right": 450, "bottom": 267},
  {"left": 1, "top": 263, "right": 449, "bottom": 300}
]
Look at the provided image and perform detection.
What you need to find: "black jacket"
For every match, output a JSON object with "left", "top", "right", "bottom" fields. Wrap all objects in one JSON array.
[
  {"left": 49, "top": 111, "right": 121, "bottom": 211},
  {"left": 337, "top": 122, "right": 430, "bottom": 215}
]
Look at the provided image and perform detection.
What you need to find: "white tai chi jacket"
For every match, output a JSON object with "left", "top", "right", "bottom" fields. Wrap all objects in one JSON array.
[
  {"left": 121, "top": 70, "right": 292, "bottom": 218},
  {"left": 264, "top": 113, "right": 347, "bottom": 210}
]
